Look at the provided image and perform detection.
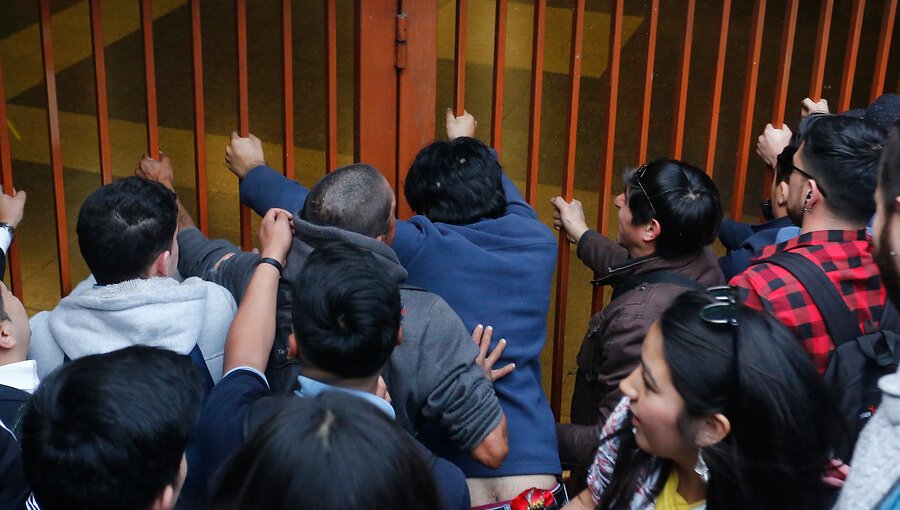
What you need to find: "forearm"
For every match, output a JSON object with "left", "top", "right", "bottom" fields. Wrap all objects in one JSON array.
[
  {"left": 176, "top": 198, "right": 196, "bottom": 230},
  {"left": 223, "top": 262, "right": 280, "bottom": 373},
  {"left": 562, "top": 490, "right": 595, "bottom": 510},
  {"left": 240, "top": 165, "right": 309, "bottom": 216},
  {"left": 470, "top": 414, "right": 508, "bottom": 468},
  {"left": 576, "top": 230, "right": 629, "bottom": 275}
]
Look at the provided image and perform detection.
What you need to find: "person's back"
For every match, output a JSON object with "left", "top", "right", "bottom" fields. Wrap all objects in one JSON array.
[
  {"left": 28, "top": 177, "right": 236, "bottom": 382},
  {"left": 19, "top": 346, "right": 205, "bottom": 510}
]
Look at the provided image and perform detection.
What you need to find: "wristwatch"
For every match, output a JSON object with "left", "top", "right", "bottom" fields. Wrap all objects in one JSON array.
[{"left": 0, "top": 223, "right": 16, "bottom": 237}]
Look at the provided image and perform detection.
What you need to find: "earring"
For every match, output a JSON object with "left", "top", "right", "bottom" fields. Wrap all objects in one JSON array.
[
  {"left": 803, "top": 207, "right": 813, "bottom": 212},
  {"left": 891, "top": 251, "right": 897, "bottom": 257},
  {"left": 694, "top": 450, "right": 710, "bottom": 483}
]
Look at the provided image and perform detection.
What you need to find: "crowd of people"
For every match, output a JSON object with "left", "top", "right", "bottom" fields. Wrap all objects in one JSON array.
[{"left": 0, "top": 95, "right": 898, "bottom": 509}]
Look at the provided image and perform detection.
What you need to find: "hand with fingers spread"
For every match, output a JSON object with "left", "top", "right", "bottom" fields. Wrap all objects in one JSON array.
[
  {"left": 225, "top": 132, "right": 266, "bottom": 179},
  {"left": 756, "top": 123, "right": 793, "bottom": 168},
  {"left": 472, "top": 324, "right": 515, "bottom": 383},
  {"left": 136, "top": 152, "right": 176, "bottom": 191},
  {"left": 258, "top": 208, "right": 294, "bottom": 266},
  {"left": 551, "top": 196, "right": 589, "bottom": 245},
  {"left": 446, "top": 108, "right": 478, "bottom": 140},
  {"left": 801, "top": 97, "right": 829, "bottom": 119},
  {"left": 0, "top": 188, "right": 26, "bottom": 229}
]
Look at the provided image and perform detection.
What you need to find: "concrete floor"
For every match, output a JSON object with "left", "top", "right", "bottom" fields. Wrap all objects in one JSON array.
[{"left": 1, "top": 0, "right": 898, "bottom": 421}]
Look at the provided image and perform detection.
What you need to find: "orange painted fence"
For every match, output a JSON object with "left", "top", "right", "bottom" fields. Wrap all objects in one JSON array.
[{"left": 0, "top": 0, "right": 897, "bottom": 420}]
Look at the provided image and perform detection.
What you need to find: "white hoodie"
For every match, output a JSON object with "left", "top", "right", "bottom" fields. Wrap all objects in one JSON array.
[{"left": 28, "top": 275, "right": 237, "bottom": 382}]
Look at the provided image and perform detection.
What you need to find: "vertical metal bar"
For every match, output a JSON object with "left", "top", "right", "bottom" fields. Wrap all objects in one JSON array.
[
  {"left": 670, "top": 0, "right": 695, "bottom": 160},
  {"left": 38, "top": 0, "right": 72, "bottom": 296},
  {"left": 140, "top": 0, "right": 159, "bottom": 159},
  {"left": 0, "top": 53, "right": 23, "bottom": 300},
  {"left": 590, "top": 0, "right": 623, "bottom": 315},
  {"left": 870, "top": 0, "right": 897, "bottom": 102},
  {"left": 453, "top": 0, "right": 468, "bottom": 116},
  {"left": 762, "top": 0, "right": 799, "bottom": 201},
  {"left": 236, "top": 0, "right": 252, "bottom": 250},
  {"left": 490, "top": 0, "right": 508, "bottom": 156},
  {"left": 637, "top": 0, "right": 658, "bottom": 166},
  {"left": 524, "top": 0, "right": 546, "bottom": 206},
  {"left": 729, "top": 0, "right": 766, "bottom": 222},
  {"left": 550, "top": 0, "right": 586, "bottom": 421},
  {"left": 190, "top": 0, "right": 208, "bottom": 235},
  {"left": 89, "top": 0, "right": 112, "bottom": 185},
  {"left": 837, "top": 0, "right": 866, "bottom": 113},
  {"left": 325, "top": 0, "right": 338, "bottom": 173},
  {"left": 283, "top": 0, "right": 295, "bottom": 179},
  {"left": 809, "top": 0, "right": 833, "bottom": 102},
  {"left": 703, "top": 0, "right": 730, "bottom": 175}
]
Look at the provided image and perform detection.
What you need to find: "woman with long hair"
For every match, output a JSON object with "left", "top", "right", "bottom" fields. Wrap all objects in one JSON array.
[{"left": 564, "top": 290, "right": 845, "bottom": 510}]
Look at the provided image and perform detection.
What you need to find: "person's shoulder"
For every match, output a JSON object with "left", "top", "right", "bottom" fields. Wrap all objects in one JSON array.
[{"left": 188, "top": 278, "right": 239, "bottom": 311}]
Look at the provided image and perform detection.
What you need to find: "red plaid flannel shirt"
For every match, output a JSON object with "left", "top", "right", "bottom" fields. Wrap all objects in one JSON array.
[{"left": 730, "top": 229, "right": 885, "bottom": 375}]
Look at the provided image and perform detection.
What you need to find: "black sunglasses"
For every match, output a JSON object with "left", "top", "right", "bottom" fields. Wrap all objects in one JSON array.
[
  {"left": 789, "top": 164, "right": 828, "bottom": 198},
  {"left": 701, "top": 286, "right": 742, "bottom": 409},
  {"left": 633, "top": 164, "right": 658, "bottom": 218}
]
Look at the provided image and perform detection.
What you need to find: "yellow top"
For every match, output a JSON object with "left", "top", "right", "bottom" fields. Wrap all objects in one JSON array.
[{"left": 654, "top": 469, "right": 706, "bottom": 510}]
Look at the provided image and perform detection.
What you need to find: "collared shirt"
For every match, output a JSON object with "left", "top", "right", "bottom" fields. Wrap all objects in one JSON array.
[
  {"left": 0, "top": 360, "right": 39, "bottom": 394},
  {"left": 294, "top": 374, "right": 395, "bottom": 419},
  {"left": 730, "top": 229, "right": 885, "bottom": 374}
]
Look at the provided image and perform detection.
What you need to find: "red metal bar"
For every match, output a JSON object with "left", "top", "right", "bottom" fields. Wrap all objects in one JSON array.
[
  {"left": 283, "top": 0, "right": 295, "bottom": 179},
  {"left": 236, "top": 0, "right": 252, "bottom": 250},
  {"left": 190, "top": 0, "right": 208, "bottom": 235},
  {"left": 637, "top": 0, "right": 658, "bottom": 165},
  {"left": 590, "top": 0, "right": 623, "bottom": 315},
  {"left": 325, "top": 0, "right": 338, "bottom": 173},
  {"left": 729, "top": 0, "right": 766, "bottom": 221},
  {"left": 550, "top": 0, "right": 585, "bottom": 421},
  {"left": 453, "top": 0, "right": 468, "bottom": 116},
  {"left": 140, "top": 0, "right": 159, "bottom": 159},
  {"left": 524, "top": 0, "right": 546, "bottom": 206},
  {"left": 89, "top": 0, "right": 111, "bottom": 185},
  {"left": 0, "top": 52, "right": 23, "bottom": 299},
  {"left": 38, "top": 0, "right": 72, "bottom": 296},
  {"left": 838, "top": 0, "right": 866, "bottom": 113},
  {"left": 490, "top": 0, "right": 508, "bottom": 156},
  {"left": 870, "top": 0, "right": 897, "bottom": 102},
  {"left": 670, "top": 0, "right": 695, "bottom": 160},
  {"left": 809, "top": 0, "right": 833, "bottom": 102},
  {"left": 703, "top": 0, "right": 730, "bottom": 175}
]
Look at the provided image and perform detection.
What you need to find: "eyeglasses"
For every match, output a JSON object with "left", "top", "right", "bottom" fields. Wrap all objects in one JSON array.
[
  {"left": 634, "top": 164, "right": 658, "bottom": 218},
  {"left": 789, "top": 164, "right": 828, "bottom": 198}
]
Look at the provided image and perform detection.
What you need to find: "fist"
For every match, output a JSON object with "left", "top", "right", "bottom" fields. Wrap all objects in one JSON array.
[
  {"left": 756, "top": 124, "right": 793, "bottom": 168},
  {"left": 446, "top": 108, "right": 478, "bottom": 140},
  {"left": 225, "top": 132, "right": 266, "bottom": 178},
  {"left": 0, "top": 188, "right": 26, "bottom": 228},
  {"left": 136, "top": 153, "right": 175, "bottom": 191},
  {"left": 258, "top": 208, "right": 294, "bottom": 265},
  {"left": 551, "top": 196, "right": 589, "bottom": 244},
  {"left": 801, "top": 97, "right": 829, "bottom": 119}
]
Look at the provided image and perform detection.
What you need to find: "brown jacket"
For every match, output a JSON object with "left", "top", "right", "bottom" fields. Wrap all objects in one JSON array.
[{"left": 558, "top": 230, "right": 724, "bottom": 467}]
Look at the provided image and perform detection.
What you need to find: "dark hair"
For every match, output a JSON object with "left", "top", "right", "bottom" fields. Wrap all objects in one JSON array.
[
  {"left": 798, "top": 114, "right": 886, "bottom": 224},
  {"left": 209, "top": 393, "right": 441, "bottom": 510},
  {"left": 76, "top": 177, "right": 177, "bottom": 285},
  {"left": 301, "top": 164, "right": 393, "bottom": 238},
  {"left": 405, "top": 137, "right": 506, "bottom": 224},
  {"left": 20, "top": 346, "right": 205, "bottom": 510},
  {"left": 597, "top": 291, "right": 844, "bottom": 510},
  {"left": 878, "top": 122, "right": 900, "bottom": 214},
  {"left": 0, "top": 282, "right": 9, "bottom": 322},
  {"left": 775, "top": 130, "right": 803, "bottom": 184},
  {"left": 624, "top": 159, "right": 722, "bottom": 258},
  {"left": 291, "top": 242, "right": 401, "bottom": 378}
]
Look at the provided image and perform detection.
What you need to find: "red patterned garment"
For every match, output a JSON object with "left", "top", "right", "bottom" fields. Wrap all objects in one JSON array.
[{"left": 730, "top": 229, "right": 886, "bottom": 375}]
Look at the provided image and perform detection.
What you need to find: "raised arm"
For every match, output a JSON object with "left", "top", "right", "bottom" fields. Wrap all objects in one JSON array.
[
  {"left": 222, "top": 208, "right": 293, "bottom": 374},
  {"left": 226, "top": 132, "right": 310, "bottom": 216}
]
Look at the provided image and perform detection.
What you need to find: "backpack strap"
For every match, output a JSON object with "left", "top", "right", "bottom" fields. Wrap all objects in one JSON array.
[
  {"left": 754, "top": 252, "right": 861, "bottom": 346},
  {"left": 608, "top": 270, "right": 705, "bottom": 302}
]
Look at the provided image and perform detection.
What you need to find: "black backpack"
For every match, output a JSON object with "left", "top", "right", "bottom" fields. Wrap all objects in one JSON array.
[{"left": 753, "top": 252, "right": 900, "bottom": 452}]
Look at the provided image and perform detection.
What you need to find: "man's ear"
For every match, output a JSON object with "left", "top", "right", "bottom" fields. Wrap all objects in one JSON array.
[
  {"left": 396, "top": 326, "right": 404, "bottom": 346},
  {"left": 776, "top": 181, "right": 789, "bottom": 206},
  {"left": 288, "top": 331, "right": 298, "bottom": 359},
  {"left": 694, "top": 413, "right": 731, "bottom": 448},
  {"left": 148, "top": 250, "right": 171, "bottom": 278},
  {"left": 807, "top": 181, "right": 824, "bottom": 207},
  {"left": 0, "top": 320, "right": 16, "bottom": 351},
  {"left": 643, "top": 219, "right": 661, "bottom": 243},
  {"left": 150, "top": 485, "right": 175, "bottom": 510}
]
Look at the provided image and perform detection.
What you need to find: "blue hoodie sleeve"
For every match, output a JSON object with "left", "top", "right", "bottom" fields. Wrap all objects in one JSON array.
[{"left": 239, "top": 165, "right": 310, "bottom": 217}]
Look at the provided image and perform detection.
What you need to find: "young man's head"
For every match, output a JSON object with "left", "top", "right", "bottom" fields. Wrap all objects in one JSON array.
[
  {"left": 290, "top": 242, "right": 402, "bottom": 384},
  {"left": 790, "top": 114, "right": 886, "bottom": 229},
  {"left": 77, "top": 177, "right": 178, "bottom": 285},
  {"left": 874, "top": 121, "right": 900, "bottom": 304},
  {"left": 404, "top": 136, "right": 506, "bottom": 225},
  {"left": 20, "top": 346, "right": 205, "bottom": 510},
  {"left": 615, "top": 159, "right": 722, "bottom": 259},
  {"left": 301, "top": 164, "right": 396, "bottom": 244},
  {"left": 0, "top": 280, "right": 30, "bottom": 367}
]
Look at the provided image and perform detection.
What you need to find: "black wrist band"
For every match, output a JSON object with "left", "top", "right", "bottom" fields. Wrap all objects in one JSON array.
[{"left": 256, "top": 257, "right": 284, "bottom": 275}]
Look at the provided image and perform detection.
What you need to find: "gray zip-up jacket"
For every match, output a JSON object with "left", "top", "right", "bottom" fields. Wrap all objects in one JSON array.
[{"left": 177, "top": 214, "right": 503, "bottom": 452}]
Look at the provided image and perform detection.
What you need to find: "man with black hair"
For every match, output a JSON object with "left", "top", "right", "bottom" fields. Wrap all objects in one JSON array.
[
  {"left": 731, "top": 114, "right": 887, "bottom": 375},
  {"left": 28, "top": 177, "right": 236, "bottom": 382},
  {"left": 552, "top": 159, "right": 724, "bottom": 487},
  {"left": 20, "top": 345, "right": 205, "bottom": 510},
  {"left": 190, "top": 223, "right": 471, "bottom": 510}
]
